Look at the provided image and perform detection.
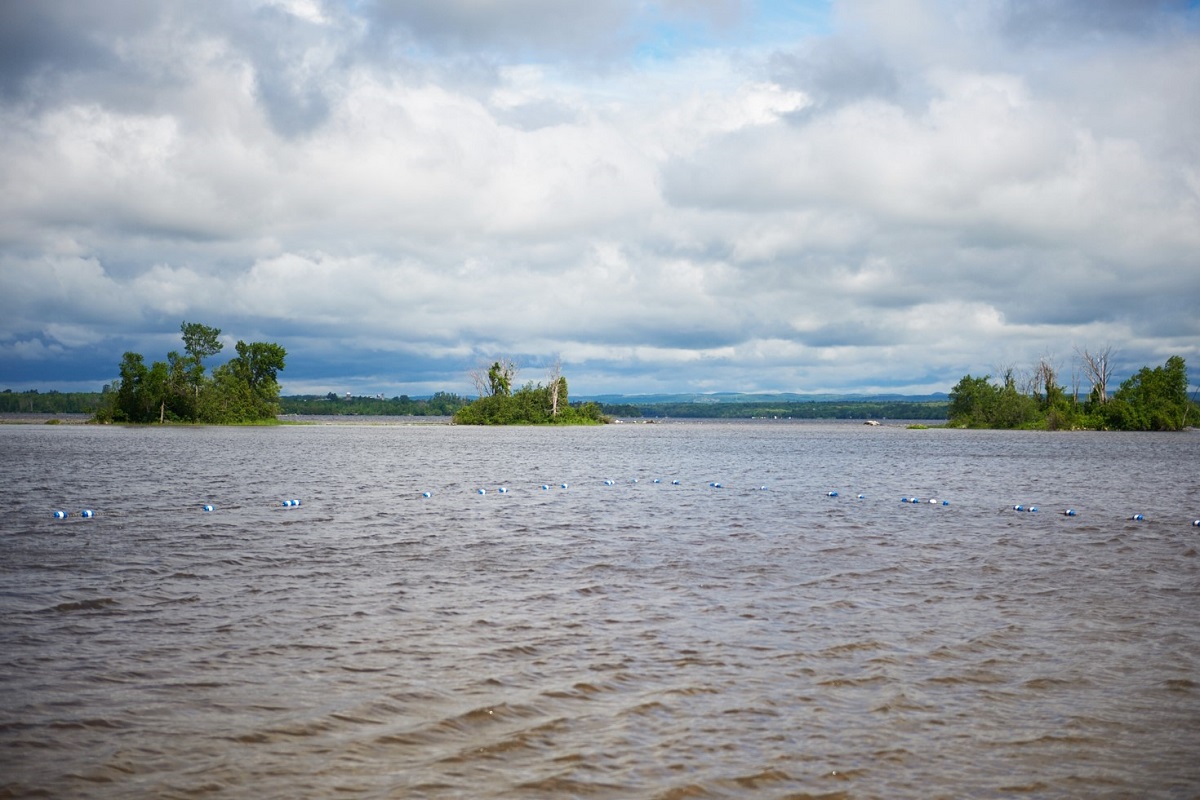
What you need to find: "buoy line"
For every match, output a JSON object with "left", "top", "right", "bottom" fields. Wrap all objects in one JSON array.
[{"left": 45, "top": 479, "right": 1190, "bottom": 527}]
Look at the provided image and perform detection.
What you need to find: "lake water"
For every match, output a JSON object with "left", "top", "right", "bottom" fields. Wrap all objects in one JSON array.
[{"left": 2, "top": 421, "right": 1198, "bottom": 799}]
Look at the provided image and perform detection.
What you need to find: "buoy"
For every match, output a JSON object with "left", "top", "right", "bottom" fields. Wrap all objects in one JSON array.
[
  {"left": 1131, "top": 514, "right": 1144, "bottom": 521},
  {"left": 1028, "top": 506, "right": 1038, "bottom": 513},
  {"left": 672, "top": 480, "right": 681, "bottom": 485},
  {"left": 1063, "top": 509, "right": 1077, "bottom": 517},
  {"left": 631, "top": 478, "right": 638, "bottom": 484},
  {"left": 422, "top": 492, "right": 431, "bottom": 498},
  {"left": 1192, "top": 520, "right": 1199, "bottom": 527},
  {"left": 202, "top": 504, "right": 215, "bottom": 512},
  {"left": 498, "top": 487, "right": 508, "bottom": 493},
  {"left": 927, "top": 498, "right": 937, "bottom": 504},
  {"left": 561, "top": 483, "right": 569, "bottom": 489},
  {"left": 541, "top": 485, "right": 550, "bottom": 490},
  {"left": 709, "top": 482, "right": 722, "bottom": 488},
  {"left": 477, "top": 488, "right": 486, "bottom": 495},
  {"left": 857, "top": 494, "right": 865, "bottom": 500},
  {"left": 827, "top": 491, "right": 839, "bottom": 497},
  {"left": 604, "top": 479, "right": 615, "bottom": 486},
  {"left": 760, "top": 486, "right": 768, "bottom": 491},
  {"left": 282, "top": 499, "right": 301, "bottom": 507},
  {"left": 53, "top": 510, "right": 67, "bottom": 519},
  {"left": 653, "top": 479, "right": 662, "bottom": 484},
  {"left": 80, "top": 509, "right": 94, "bottom": 518},
  {"left": 941, "top": 500, "right": 950, "bottom": 506}
]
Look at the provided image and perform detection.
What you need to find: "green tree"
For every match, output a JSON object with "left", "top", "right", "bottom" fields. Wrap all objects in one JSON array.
[
  {"left": 948, "top": 374, "right": 997, "bottom": 427},
  {"left": 1107, "top": 355, "right": 1191, "bottom": 431}
]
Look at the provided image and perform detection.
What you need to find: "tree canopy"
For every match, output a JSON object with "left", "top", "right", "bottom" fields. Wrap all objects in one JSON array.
[
  {"left": 453, "top": 361, "right": 606, "bottom": 425},
  {"left": 948, "top": 354, "right": 1195, "bottom": 431},
  {"left": 95, "top": 322, "right": 287, "bottom": 424}
]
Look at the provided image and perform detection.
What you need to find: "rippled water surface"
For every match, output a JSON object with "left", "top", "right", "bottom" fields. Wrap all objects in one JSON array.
[{"left": 2, "top": 421, "right": 1199, "bottom": 799}]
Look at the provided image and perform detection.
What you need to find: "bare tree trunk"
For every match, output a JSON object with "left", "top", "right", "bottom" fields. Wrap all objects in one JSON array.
[
  {"left": 546, "top": 358, "right": 563, "bottom": 416},
  {"left": 1076, "top": 345, "right": 1116, "bottom": 403}
]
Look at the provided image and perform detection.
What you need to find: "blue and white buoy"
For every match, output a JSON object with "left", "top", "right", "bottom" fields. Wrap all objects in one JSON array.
[
  {"left": 477, "top": 488, "right": 486, "bottom": 495},
  {"left": 202, "top": 504, "right": 215, "bottom": 512},
  {"left": 422, "top": 492, "right": 432, "bottom": 498},
  {"left": 1063, "top": 509, "right": 1077, "bottom": 517},
  {"left": 1193, "top": 520, "right": 1200, "bottom": 527},
  {"left": 827, "top": 491, "right": 839, "bottom": 497},
  {"left": 498, "top": 486, "right": 508, "bottom": 493},
  {"left": 80, "top": 509, "right": 94, "bottom": 518},
  {"left": 1131, "top": 513, "right": 1145, "bottom": 521},
  {"left": 604, "top": 479, "right": 615, "bottom": 486},
  {"left": 672, "top": 480, "right": 681, "bottom": 485},
  {"left": 53, "top": 510, "right": 67, "bottom": 519},
  {"left": 282, "top": 499, "right": 301, "bottom": 507}
]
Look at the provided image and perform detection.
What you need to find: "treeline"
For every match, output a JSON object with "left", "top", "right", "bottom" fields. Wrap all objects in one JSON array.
[
  {"left": 280, "top": 392, "right": 469, "bottom": 416},
  {"left": 453, "top": 360, "right": 606, "bottom": 425},
  {"left": 599, "top": 400, "right": 949, "bottom": 420},
  {"left": 949, "top": 354, "right": 1195, "bottom": 431},
  {"left": 95, "top": 322, "right": 286, "bottom": 424},
  {"left": 0, "top": 390, "right": 105, "bottom": 415}
]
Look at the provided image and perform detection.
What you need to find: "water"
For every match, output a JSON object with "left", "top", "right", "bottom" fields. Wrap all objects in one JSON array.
[{"left": 2, "top": 421, "right": 1198, "bottom": 799}]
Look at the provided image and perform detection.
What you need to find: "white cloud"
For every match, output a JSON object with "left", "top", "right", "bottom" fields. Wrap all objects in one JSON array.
[{"left": 1, "top": 0, "right": 1197, "bottom": 395}]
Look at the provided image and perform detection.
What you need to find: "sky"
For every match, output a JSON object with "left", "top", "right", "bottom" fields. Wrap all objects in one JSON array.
[{"left": 1, "top": 0, "right": 1198, "bottom": 398}]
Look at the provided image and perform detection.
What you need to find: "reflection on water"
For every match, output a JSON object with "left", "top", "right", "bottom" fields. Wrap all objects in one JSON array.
[{"left": 1, "top": 422, "right": 1198, "bottom": 798}]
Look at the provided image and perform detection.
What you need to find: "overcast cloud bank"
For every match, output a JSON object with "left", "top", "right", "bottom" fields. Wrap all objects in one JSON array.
[{"left": 2, "top": 0, "right": 1198, "bottom": 397}]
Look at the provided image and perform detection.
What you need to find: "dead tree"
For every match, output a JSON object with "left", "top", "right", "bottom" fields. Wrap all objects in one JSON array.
[{"left": 1075, "top": 345, "right": 1116, "bottom": 404}]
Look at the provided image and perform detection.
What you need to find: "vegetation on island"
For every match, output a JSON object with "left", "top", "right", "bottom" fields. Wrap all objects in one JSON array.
[
  {"left": 948, "top": 351, "right": 1196, "bottom": 431},
  {"left": 94, "top": 322, "right": 287, "bottom": 424},
  {"left": 452, "top": 359, "right": 606, "bottom": 425}
]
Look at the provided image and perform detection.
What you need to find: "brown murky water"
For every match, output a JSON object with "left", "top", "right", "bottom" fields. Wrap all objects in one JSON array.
[{"left": 2, "top": 422, "right": 1199, "bottom": 798}]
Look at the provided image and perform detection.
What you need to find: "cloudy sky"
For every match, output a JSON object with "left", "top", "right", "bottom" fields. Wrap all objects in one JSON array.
[{"left": 2, "top": 0, "right": 1198, "bottom": 398}]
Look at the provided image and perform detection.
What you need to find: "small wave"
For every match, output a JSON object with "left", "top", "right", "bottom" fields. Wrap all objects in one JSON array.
[{"left": 48, "top": 597, "right": 117, "bottom": 613}]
